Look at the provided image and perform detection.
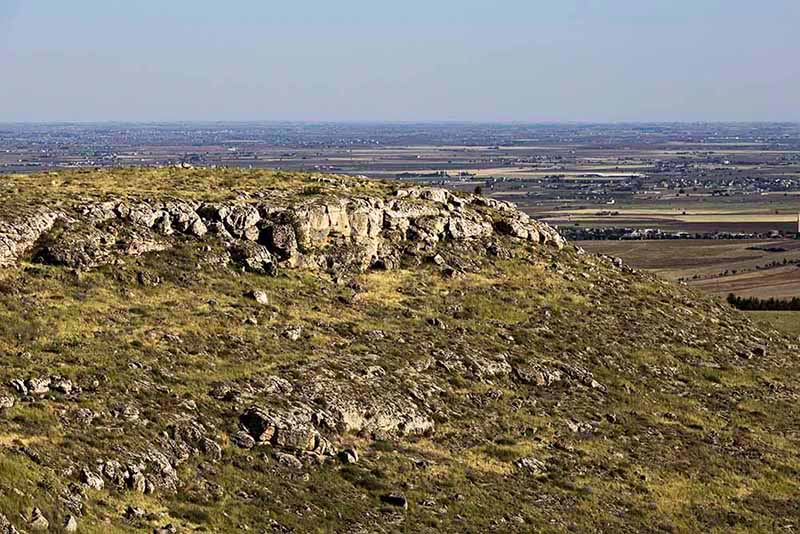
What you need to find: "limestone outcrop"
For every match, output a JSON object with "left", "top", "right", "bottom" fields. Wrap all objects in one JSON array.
[
  {"left": 0, "top": 208, "right": 60, "bottom": 267},
  {"left": 0, "top": 187, "right": 564, "bottom": 273}
]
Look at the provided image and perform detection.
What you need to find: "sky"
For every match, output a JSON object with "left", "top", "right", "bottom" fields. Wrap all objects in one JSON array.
[{"left": 0, "top": 0, "right": 798, "bottom": 123}]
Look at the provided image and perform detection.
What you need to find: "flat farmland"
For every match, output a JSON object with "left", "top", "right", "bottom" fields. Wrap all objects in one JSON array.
[
  {"left": 536, "top": 199, "right": 800, "bottom": 234},
  {"left": 692, "top": 264, "right": 800, "bottom": 299},
  {"left": 577, "top": 239, "right": 800, "bottom": 298}
]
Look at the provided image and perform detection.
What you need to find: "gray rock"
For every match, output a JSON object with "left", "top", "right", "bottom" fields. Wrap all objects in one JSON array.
[
  {"left": 32, "top": 222, "right": 114, "bottom": 269},
  {"left": 28, "top": 508, "right": 48, "bottom": 531},
  {"left": 229, "top": 242, "right": 276, "bottom": 275},
  {"left": 50, "top": 376, "right": 73, "bottom": 394},
  {"left": 338, "top": 448, "right": 359, "bottom": 464},
  {"left": 223, "top": 205, "right": 261, "bottom": 240},
  {"left": 261, "top": 221, "right": 299, "bottom": 263},
  {"left": 230, "top": 430, "right": 256, "bottom": 449},
  {"left": 246, "top": 290, "right": 269, "bottom": 305},
  {"left": 101, "top": 460, "right": 128, "bottom": 488},
  {"left": 283, "top": 326, "right": 303, "bottom": 341},
  {"left": 514, "top": 457, "right": 547, "bottom": 475},
  {"left": 447, "top": 216, "right": 490, "bottom": 240},
  {"left": 80, "top": 467, "right": 104, "bottom": 490},
  {"left": 0, "top": 209, "right": 60, "bottom": 267},
  {"left": 153, "top": 212, "right": 173, "bottom": 235},
  {"left": 25, "top": 377, "right": 51, "bottom": 395},
  {"left": 240, "top": 406, "right": 279, "bottom": 443},
  {"left": 124, "top": 505, "right": 146, "bottom": 519},
  {"left": 200, "top": 437, "right": 223, "bottom": 461},
  {"left": 0, "top": 395, "right": 14, "bottom": 410},
  {"left": 495, "top": 218, "right": 531, "bottom": 240},
  {"left": 0, "top": 512, "right": 20, "bottom": 534},
  {"left": 127, "top": 205, "right": 163, "bottom": 228},
  {"left": 9, "top": 379, "right": 27, "bottom": 396},
  {"left": 513, "top": 364, "right": 563, "bottom": 387},
  {"left": 465, "top": 353, "right": 512, "bottom": 380},
  {"left": 64, "top": 515, "right": 78, "bottom": 533},
  {"left": 2, "top": 186, "right": 567, "bottom": 276},
  {"left": 273, "top": 451, "right": 303, "bottom": 469},
  {"left": 129, "top": 471, "right": 147, "bottom": 493},
  {"left": 188, "top": 218, "right": 208, "bottom": 238}
]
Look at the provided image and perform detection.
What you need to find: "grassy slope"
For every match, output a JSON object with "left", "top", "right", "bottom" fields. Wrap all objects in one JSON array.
[
  {"left": 0, "top": 170, "right": 799, "bottom": 533},
  {"left": 750, "top": 310, "right": 800, "bottom": 338}
]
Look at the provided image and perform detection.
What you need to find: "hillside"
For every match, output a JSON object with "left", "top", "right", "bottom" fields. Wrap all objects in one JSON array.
[{"left": 0, "top": 169, "right": 798, "bottom": 533}]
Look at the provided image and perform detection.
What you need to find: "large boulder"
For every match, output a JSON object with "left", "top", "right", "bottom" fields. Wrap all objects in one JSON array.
[
  {"left": 260, "top": 218, "right": 299, "bottom": 263},
  {"left": 126, "top": 204, "right": 165, "bottom": 228},
  {"left": 0, "top": 209, "right": 60, "bottom": 266},
  {"left": 447, "top": 216, "right": 492, "bottom": 240},
  {"left": 32, "top": 221, "right": 114, "bottom": 269},
  {"left": 292, "top": 204, "right": 332, "bottom": 250},
  {"left": 229, "top": 242, "right": 276, "bottom": 275},
  {"left": 239, "top": 406, "right": 327, "bottom": 454},
  {"left": 223, "top": 205, "right": 261, "bottom": 241}
]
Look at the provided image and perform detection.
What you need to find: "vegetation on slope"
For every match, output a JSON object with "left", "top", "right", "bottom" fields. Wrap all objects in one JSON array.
[{"left": 0, "top": 170, "right": 798, "bottom": 533}]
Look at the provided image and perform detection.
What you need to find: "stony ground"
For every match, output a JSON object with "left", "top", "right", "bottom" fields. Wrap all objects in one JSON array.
[{"left": 0, "top": 169, "right": 799, "bottom": 533}]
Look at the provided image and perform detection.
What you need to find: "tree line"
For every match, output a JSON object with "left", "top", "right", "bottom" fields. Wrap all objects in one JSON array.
[{"left": 727, "top": 293, "right": 800, "bottom": 311}]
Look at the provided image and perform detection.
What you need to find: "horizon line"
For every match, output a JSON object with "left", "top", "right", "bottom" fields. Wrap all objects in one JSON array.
[{"left": 2, "top": 120, "right": 799, "bottom": 127}]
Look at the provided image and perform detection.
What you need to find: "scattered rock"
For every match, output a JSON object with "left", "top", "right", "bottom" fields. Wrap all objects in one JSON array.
[
  {"left": 514, "top": 457, "right": 547, "bottom": 475},
  {"left": 124, "top": 505, "right": 146, "bottom": 520},
  {"left": 50, "top": 376, "right": 73, "bottom": 394},
  {"left": 64, "top": 514, "right": 78, "bottom": 533},
  {"left": 25, "top": 377, "right": 51, "bottom": 395},
  {"left": 230, "top": 242, "right": 276, "bottom": 275},
  {"left": 282, "top": 326, "right": 303, "bottom": 341},
  {"left": 426, "top": 317, "right": 446, "bottom": 330},
  {"left": 200, "top": 437, "right": 223, "bottom": 462},
  {"left": 9, "top": 379, "right": 27, "bottom": 396},
  {"left": 230, "top": 431, "right": 256, "bottom": 449},
  {"left": 513, "top": 364, "right": 563, "bottom": 387},
  {"left": 28, "top": 508, "right": 49, "bottom": 531},
  {"left": 0, "top": 512, "right": 20, "bottom": 534},
  {"left": 273, "top": 452, "right": 303, "bottom": 469},
  {"left": 80, "top": 467, "right": 104, "bottom": 490},
  {"left": 240, "top": 406, "right": 279, "bottom": 443},
  {"left": 338, "top": 448, "right": 359, "bottom": 464},
  {"left": 129, "top": 470, "right": 147, "bottom": 493},
  {"left": 246, "top": 290, "right": 269, "bottom": 305}
]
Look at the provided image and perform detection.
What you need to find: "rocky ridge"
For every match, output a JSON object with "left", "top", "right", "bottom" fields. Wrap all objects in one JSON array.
[{"left": 0, "top": 187, "right": 563, "bottom": 274}]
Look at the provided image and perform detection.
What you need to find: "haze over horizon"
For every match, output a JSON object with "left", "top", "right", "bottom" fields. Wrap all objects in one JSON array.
[{"left": 1, "top": 0, "right": 798, "bottom": 123}]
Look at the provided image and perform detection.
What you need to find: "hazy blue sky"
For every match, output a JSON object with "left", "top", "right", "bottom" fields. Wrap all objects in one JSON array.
[{"left": 1, "top": 0, "right": 798, "bottom": 122}]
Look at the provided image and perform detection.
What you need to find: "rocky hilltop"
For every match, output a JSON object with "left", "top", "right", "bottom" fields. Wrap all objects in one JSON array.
[
  {"left": 1, "top": 183, "right": 563, "bottom": 274},
  {"left": 0, "top": 169, "right": 798, "bottom": 533}
]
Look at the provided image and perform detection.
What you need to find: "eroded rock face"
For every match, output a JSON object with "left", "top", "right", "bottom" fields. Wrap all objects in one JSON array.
[
  {"left": 0, "top": 209, "right": 60, "bottom": 267},
  {"left": 0, "top": 186, "right": 565, "bottom": 273},
  {"left": 239, "top": 406, "right": 328, "bottom": 454},
  {"left": 32, "top": 221, "right": 114, "bottom": 269},
  {"left": 227, "top": 350, "right": 442, "bottom": 465},
  {"left": 229, "top": 242, "right": 276, "bottom": 275}
]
